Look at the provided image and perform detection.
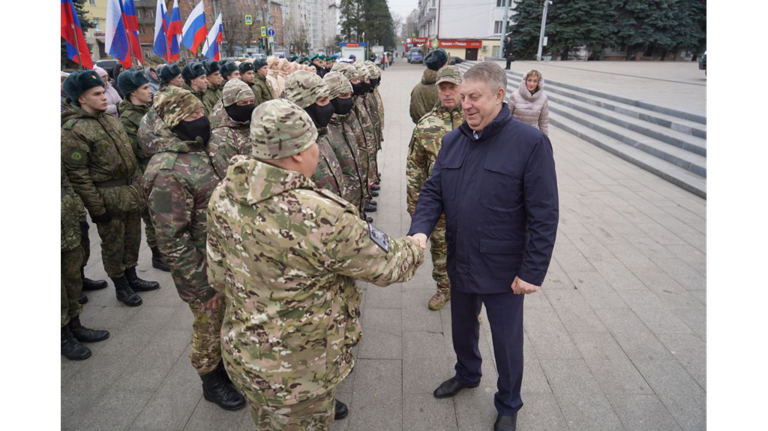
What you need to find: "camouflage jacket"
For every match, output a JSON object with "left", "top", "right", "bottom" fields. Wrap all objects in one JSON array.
[
  {"left": 118, "top": 99, "right": 151, "bottom": 171},
  {"left": 206, "top": 156, "right": 424, "bottom": 407},
  {"left": 252, "top": 74, "right": 274, "bottom": 106},
  {"left": 208, "top": 102, "right": 251, "bottom": 178},
  {"left": 328, "top": 113, "right": 365, "bottom": 209},
  {"left": 61, "top": 162, "right": 87, "bottom": 251},
  {"left": 374, "top": 88, "right": 385, "bottom": 131},
  {"left": 409, "top": 69, "right": 438, "bottom": 123},
  {"left": 185, "top": 84, "right": 209, "bottom": 116},
  {"left": 345, "top": 109, "right": 370, "bottom": 193},
  {"left": 61, "top": 103, "right": 142, "bottom": 217},
  {"left": 406, "top": 104, "right": 465, "bottom": 214},
  {"left": 142, "top": 108, "right": 222, "bottom": 304},
  {"left": 312, "top": 128, "right": 345, "bottom": 197},
  {"left": 202, "top": 84, "right": 222, "bottom": 115},
  {"left": 353, "top": 96, "right": 377, "bottom": 182},
  {"left": 364, "top": 91, "right": 382, "bottom": 148}
]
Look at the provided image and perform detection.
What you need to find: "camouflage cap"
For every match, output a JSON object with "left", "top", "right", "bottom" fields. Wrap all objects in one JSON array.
[
  {"left": 250, "top": 99, "right": 318, "bottom": 160},
  {"left": 153, "top": 86, "right": 205, "bottom": 130},
  {"left": 354, "top": 61, "right": 370, "bottom": 81},
  {"left": 435, "top": 66, "right": 463, "bottom": 86},
  {"left": 364, "top": 61, "right": 380, "bottom": 79},
  {"left": 323, "top": 71, "right": 353, "bottom": 100},
  {"left": 282, "top": 70, "right": 330, "bottom": 109},
  {"left": 331, "top": 62, "right": 358, "bottom": 82},
  {"left": 222, "top": 79, "right": 254, "bottom": 107}
]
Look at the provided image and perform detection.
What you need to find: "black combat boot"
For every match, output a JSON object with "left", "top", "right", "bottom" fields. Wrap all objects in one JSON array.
[
  {"left": 370, "top": 183, "right": 381, "bottom": 191},
  {"left": 369, "top": 189, "right": 379, "bottom": 197},
  {"left": 78, "top": 292, "right": 88, "bottom": 304},
  {"left": 334, "top": 399, "right": 349, "bottom": 420},
  {"left": 61, "top": 326, "right": 91, "bottom": 360},
  {"left": 364, "top": 201, "right": 377, "bottom": 212},
  {"left": 81, "top": 268, "right": 108, "bottom": 291},
  {"left": 200, "top": 366, "right": 247, "bottom": 411},
  {"left": 150, "top": 246, "right": 171, "bottom": 272},
  {"left": 69, "top": 315, "right": 110, "bottom": 343},
  {"left": 124, "top": 266, "right": 160, "bottom": 292},
  {"left": 111, "top": 276, "right": 143, "bottom": 307},
  {"left": 216, "top": 361, "right": 236, "bottom": 388}
]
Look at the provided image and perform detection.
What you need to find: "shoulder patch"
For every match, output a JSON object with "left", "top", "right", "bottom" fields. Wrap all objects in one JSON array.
[
  {"left": 368, "top": 222, "right": 390, "bottom": 253},
  {"left": 153, "top": 191, "right": 173, "bottom": 213},
  {"left": 67, "top": 148, "right": 87, "bottom": 166},
  {"left": 62, "top": 119, "right": 80, "bottom": 131},
  {"left": 315, "top": 188, "right": 352, "bottom": 209}
]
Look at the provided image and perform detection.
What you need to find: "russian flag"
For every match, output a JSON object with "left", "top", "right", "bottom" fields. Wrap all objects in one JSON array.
[
  {"left": 153, "top": 0, "right": 168, "bottom": 60},
  {"left": 105, "top": 0, "right": 132, "bottom": 68},
  {"left": 122, "top": 0, "right": 142, "bottom": 64},
  {"left": 203, "top": 14, "right": 223, "bottom": 61},
  {"left": 181, "top": 1, "right": 207, "bottom": 54},
  {"left": 167, "top": 0, "right": 182, "bottom": 61},
  {"left": 61, "top": 0, "right": 93, "bottom": 69}
]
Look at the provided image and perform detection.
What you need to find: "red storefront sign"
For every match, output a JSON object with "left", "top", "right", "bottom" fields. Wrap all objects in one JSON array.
[
  {"left": 411, "top": 37, "right": 429, "bottom": 44},
  {"left": 439, "top": 40, "right": 482, "bottom": 49}
]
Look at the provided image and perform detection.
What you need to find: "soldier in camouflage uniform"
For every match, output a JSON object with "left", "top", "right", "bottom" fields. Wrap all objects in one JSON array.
[
  {"left": 61, "top": 70, "right": 160, "bottom": 308},
  {"left": 208, "top": 79, "right": 256, "bottom": 178},
  {"left": 409, "top": 49, "right": 448, "bottom": 123},
  {"left": 406, "top": 66, "right": 465, "bottom": 311},
  {"left": 141, "top": 86, "right": 245, "bottom": 411},
  {"left": 324, "top": 71, "right": 366, "bottom": 213},
  {"left": 117, "top": 70, "right": 171, "bottom": 272},
  {"left": 206, "top": 99, "right": 424, "bottom": 429},
  {"left": 202, "top": 61, "right": 224, "bottom": 114},
  {"left": 330, "top": 62, "right": 375, "bottom": 219},
  {"left": 238, "top": 62, "right": 263, "bottom": 103},
  {"left": 283, "top": 70, "right": 345, "bottom": 197},
  {"left": 363, "top": 62, "right": 383, "bottom": 149},
  {"left": 252, "top": 59, "right": 274, "bottom": 106},
  {"left": 182, "top": 63, "right": 209, "bottom": 115},
  {"left": 350, "top": 63, "right": 380, "bottom": 212},
  {"left": 61, "top": 162, "right": 110, "bottom": 361}
]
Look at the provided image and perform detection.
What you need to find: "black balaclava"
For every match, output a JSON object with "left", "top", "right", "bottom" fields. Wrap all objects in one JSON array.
[
  {"left": 171, "top": 117, "right": 211, "bottom": 145},
  {"left": 352, "top": 82, "right": 365, "bottom": 96},
  {"left": 225, "top": 103, "right": 256, "bottom": 123},
  {"left": 361, "top": 81, "right": 371, "bottom": 93},
  {"left": 304, "top": 102, "right": 335, "bottom": 128},
  {"left": 331, "top": 97, "right": 355, "bottom": 116}
]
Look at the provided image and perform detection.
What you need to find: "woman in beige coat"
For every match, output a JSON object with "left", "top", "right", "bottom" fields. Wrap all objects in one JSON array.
[
  {"left": 508, "top": 69, "right": 549, "bottom": 135},
  {"left": 265, "top": 57, "right": 282, "bottom": 98}
]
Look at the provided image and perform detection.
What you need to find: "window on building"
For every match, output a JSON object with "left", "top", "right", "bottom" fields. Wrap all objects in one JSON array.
[
  {"left": 497, "top": 0, "right": 507, "bottom": 7},
  {"left": 93, "top": 18, "right": 102, "bottom": 31},
  {"left": 492, "top": 46, "right": 500, "bottom": 57},
  {"left": 89, "top": 0, "right": 96, "bottom": 6},
  {"left": 432, "top": 0, "right": 435, "bottom": 7},
  {"left": 494, "top": 21, "right": 503, "bottom": 34}
]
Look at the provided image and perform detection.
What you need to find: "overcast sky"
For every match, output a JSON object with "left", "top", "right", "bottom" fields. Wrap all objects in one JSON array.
[{"left": 388, "top": 0, "right": 419, "bottom": 23}]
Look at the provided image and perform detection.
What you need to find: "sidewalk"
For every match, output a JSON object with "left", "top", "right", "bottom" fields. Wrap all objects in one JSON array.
[{"left": 62, "top": 61, "right": 706, "bottom": 431}]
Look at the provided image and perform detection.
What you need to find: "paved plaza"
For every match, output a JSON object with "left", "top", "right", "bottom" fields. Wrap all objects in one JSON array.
[{"left": 62, "top": 60, "right": 706, "bottom": 430}]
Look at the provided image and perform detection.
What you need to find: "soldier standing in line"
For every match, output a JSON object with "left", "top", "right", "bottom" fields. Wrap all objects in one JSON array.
[
  {"left": 202, "top": 61, "right": 224, "bottom": 114},
  {"left": 158, "top": 64, "right": 184, "bottom": 92},
  {"left": 220, "top": 62, "right": 241, "bottom": 82},
  {"left": 364, "top": 62, "right": 384, "bottom": 190},
  {"left": 252, "top": 59, "right": 274, "bottom": 105},
  {"left": 208, "top": 79, "right": 257, "bottom": 178},
  {"left": 352, "top": 62, "right": 381, "bottom": 200},
  {"left": 409, "top": 49, "right": 448, "bottom": 123},
  {"left": 182, "top": 63, "right": 209, "bottom": 115}
]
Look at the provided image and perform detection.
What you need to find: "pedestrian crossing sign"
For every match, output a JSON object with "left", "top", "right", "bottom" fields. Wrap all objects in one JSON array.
[
  {"left": 260, "top": 26, "right": 267, "bottom": 37},
  {"left": 245, "top": 15, "right": 253, "bottom": 25}
]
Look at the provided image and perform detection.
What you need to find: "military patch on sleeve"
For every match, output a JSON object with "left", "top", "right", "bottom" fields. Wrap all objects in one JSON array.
[
  {"left": 67, "top": 148, "right": 87, "bottom": 166},
  {"left": 368, "top": 222, "right": 390, "bottom": 253},
  {"left": 154, "top": 191, "right": 173, "bottom": 213}
]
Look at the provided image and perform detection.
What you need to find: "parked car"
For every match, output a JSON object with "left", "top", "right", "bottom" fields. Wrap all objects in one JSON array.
[
  {"left": 407, "top": 49, "right": 424, "bottom": 64},
  {"left": 698, "top": 51, "right": 706, "bottom": 75},
  {"left": 95, "top": 59, "right": 119, "bottom": 70},
  {"left": 450, "top": 57, "right": 464, "bottom": 65}
]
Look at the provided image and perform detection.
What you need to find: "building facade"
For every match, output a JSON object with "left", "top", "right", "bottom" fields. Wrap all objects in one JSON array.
[{"left": 281, "top": 0, "right": 337, "bottom": 54}]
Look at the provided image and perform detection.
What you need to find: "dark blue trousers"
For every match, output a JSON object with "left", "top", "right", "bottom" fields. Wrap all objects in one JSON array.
[{"left": 451, "top": 288, "right": 525, "bottom": 416}]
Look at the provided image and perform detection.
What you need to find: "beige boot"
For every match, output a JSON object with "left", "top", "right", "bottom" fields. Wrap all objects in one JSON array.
[{"left": 428, "top": 290, "right": 451, "bottom": 311}]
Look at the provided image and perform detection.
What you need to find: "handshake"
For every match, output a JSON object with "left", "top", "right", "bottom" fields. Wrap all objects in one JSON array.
[{"left": 406, "top": 233, "right": 428, "bottom": 250}]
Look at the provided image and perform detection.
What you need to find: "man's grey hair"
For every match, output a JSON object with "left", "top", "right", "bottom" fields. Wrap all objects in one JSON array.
[{"left": 463, "top": 62, "right": 507, "bottom": 95}]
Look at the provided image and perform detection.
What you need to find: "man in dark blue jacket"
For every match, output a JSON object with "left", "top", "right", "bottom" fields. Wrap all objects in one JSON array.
[{"left": 408, "top": 62, "right": 559, "bottom": 431}]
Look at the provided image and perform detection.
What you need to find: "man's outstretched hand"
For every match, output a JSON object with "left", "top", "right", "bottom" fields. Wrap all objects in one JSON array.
[
  {"left": 511, "top": 276, "right": 540, "bottom": 295},
  {"left": 407, "top": 233, "right": 428, "bottom": 250}
]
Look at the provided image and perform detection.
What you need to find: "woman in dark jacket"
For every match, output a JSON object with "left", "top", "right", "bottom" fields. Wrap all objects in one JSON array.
[{"left": 110, "top": 64, "right": 126, "bottom": 98}]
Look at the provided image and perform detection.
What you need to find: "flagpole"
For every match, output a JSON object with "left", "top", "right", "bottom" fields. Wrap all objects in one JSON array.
[{"left": 71, "top": 23, "right": 86, "bottom": 70}]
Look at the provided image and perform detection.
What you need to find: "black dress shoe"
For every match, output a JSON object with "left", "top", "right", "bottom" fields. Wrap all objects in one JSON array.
[
  {"left": 334, "top": 399, "right": 349, "bottom": 420},
  {"left": 433, "top": 377, "right": 480, "bottom": 399},
  {"left": 494, "top": 412, "right": 517, "bottom": 431},
  {"left": 78, "top": 292, "right": 88, "bottom": 304}
]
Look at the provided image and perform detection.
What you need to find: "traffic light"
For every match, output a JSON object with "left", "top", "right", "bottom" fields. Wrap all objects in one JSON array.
[{"left": 259, "top": 39, "right": 264, "bottom": 48}]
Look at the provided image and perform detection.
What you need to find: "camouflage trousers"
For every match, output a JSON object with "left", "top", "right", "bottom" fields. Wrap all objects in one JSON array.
[
  {"left": 248, "top": 389, "right": 336, "bottom": 431},
  {"left": 61, "top": 246, "right": 84, "bottom": 327},
  {"left": 80, "top": 219, "right": 91, "bottom": 269},
  {"left": 140, "top": 206, "right": 158, "bottom": 249},
  {"left": 188, "top": 302, "right": 225, "bottom": 375},
  {"left": 95, "top": 209, "right": 141, "bottom": 278},
  {"left": 430, "top": 215, "right": 449, "bottom": 293}
]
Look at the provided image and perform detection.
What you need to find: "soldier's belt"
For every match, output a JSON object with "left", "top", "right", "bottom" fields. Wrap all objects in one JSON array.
[{"left": 93, "top": 178, "right": 134, "bottom": 188}]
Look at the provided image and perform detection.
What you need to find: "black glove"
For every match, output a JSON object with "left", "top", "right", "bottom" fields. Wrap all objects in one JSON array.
[
  {"left": 79, "top": 221, "right": 89, "bottom": 237},
  {"left": 90, "top": 210, "right": 112, "bottom": 224}
]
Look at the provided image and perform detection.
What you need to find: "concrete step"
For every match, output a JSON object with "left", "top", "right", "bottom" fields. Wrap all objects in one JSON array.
[
  {"left": 550, "top": 114, "right": 707, "bottom": 199},
  {"left": 549, "top": 103, "right": 706, "bottom": 178}
]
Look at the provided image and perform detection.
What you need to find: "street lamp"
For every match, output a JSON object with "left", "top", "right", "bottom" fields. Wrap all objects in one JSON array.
[{"left": 536, "top": 0, "right": 552, "bottom": 62}]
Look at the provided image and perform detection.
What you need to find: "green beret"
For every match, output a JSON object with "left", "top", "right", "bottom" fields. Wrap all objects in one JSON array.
[
  {"left": 250, "top": 99, "right": 318, "bottom": 160},
  {"left": 290, "top": 55, "right": 298, "bottom": 62},
  {"left": 153, "top": 86, "right": 205, "bottom": 130},
  {"left": 205, "top": 60, "right": 220, "bottom": 75},
  {"left": 425, "top": 49, "right": 448, "bottom": 71},
  {"left": 221, "top": 62, "right": 239, "bottom": 78},
  {"left": 310, "top": 54, "right": 319, "bottom": 61},
  {"left": 319, "top": 54, "right": 326, "bottom": 61},
  {"left": 182, "top": 63, "right": 206, "bottom": 82},
  {"left": 63, "top": 70, "right": 106, "bottom": 103},
  {"left": 238, "top": 62, "right": 255, "bottom": 74}
]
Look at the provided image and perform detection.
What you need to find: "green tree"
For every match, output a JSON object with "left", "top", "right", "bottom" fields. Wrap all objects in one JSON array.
[
  {"left": 547, "top": 0, "right": 616, "bottom": 60},
  {"left": 510, "top": 0, "right": 544, "bottom": 60},
  {"left": 61, "top": 0, "right": 95, "bottom": 69}
]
